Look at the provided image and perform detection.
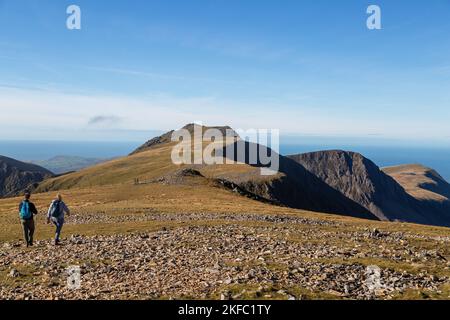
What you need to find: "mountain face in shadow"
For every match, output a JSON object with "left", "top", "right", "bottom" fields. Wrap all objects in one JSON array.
[
  {"left": 0, "top": 155, "right": 54, "bottom": 198},
  {"left": 218, "top": 141, "right": 376, "bottom": 220},
  {"left": 288, "top": 151, "right": 450, "bottom": 227}
]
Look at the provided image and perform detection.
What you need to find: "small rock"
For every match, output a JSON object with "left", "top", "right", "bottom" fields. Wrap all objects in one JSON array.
[
  {"left": 220, "top": 292, "right": 230, "bottom": 300},
  {"left": 8, "top": 269, "right": 20, "bottom": 278}
]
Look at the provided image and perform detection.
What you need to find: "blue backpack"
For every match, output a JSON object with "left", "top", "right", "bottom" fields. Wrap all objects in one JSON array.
[{"left": 19, "top": 201, "right": 32, "bottom": 220}]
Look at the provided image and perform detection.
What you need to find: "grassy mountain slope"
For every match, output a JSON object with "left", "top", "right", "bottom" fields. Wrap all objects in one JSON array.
[
  {"left": 36, "top": 128, "right": 374, "bottom": 221},
  {"left": 36, "top": 142, "right": 179, "bottom": 192},
  {"left": 383, "top": 164, "right": 450, "bottom": 202},
  {"left": 32, "top": 125, "right": 450, "bottom": 226}
]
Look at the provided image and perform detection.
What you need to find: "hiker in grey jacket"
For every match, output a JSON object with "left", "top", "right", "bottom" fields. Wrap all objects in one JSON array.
[{"left": 47, "top": 194, "right": 70, "bottom": 245}]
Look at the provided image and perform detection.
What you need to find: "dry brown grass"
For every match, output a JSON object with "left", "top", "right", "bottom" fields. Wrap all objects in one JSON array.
[
  {"left": 36, "top": 142, "right": 180, "bottom": 192},
  {"left": 2, "top": 181, "right": 450, "bottom": 242}
]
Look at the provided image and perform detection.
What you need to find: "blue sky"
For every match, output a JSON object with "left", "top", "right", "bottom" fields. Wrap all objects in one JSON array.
[{"left": 0, "top": 0, "right": 450, "bottom": 144}]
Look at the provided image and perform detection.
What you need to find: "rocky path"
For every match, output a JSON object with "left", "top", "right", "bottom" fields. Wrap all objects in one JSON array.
[
  {"left": 65, "top": 210, "right": 341, "bottom": 226},
  {"left": 1, "top": 212, "right": 449, "bottom": 300}
]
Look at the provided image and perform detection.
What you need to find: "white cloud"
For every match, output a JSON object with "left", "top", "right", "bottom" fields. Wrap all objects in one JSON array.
[{"left": 0, "top": 86, "right": 449, "bottom": 143}]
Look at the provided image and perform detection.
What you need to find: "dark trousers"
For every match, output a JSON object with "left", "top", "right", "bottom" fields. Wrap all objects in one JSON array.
[{"left": 21, "top": 219, "right": 35, "bottom": 245}]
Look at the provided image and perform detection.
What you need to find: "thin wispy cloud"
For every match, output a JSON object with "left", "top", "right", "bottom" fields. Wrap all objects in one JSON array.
[
  {"left": 88, "top": 115, "right": 123, "bottom": 127},
  {"left": 138, "top": 22, "right": 297, "bottom": 63},
  {"left": 85, "top": 66, "right": 187, "bottom": 81},
  {"left": 1, "top": 87, "right": 449, "bottom": 142},
  {"left": 84, "top": 65, "right": 256, "bottom": 86}
]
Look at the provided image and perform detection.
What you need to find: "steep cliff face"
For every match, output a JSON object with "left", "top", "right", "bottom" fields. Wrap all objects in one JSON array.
[
  {"left": 214, "top": 142, "right": 376, "bottom": 220},
  {"left": 0, "top": 156, "right": 54, "bottom": 198},
  {"left": 288, "top": 151, "right": 450, "bottom": 226}
]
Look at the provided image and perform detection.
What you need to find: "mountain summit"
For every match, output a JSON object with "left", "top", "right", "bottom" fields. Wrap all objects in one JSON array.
[{"left": 130, "top": 123, "right": 239, "bottom": 155}]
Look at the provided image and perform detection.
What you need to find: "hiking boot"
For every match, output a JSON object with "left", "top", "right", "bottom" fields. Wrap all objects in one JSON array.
[{"left": 54, "top": 239, "right": 60, "bottom": 246}]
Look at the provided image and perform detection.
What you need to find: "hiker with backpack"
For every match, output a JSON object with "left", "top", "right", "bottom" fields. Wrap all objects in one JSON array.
[
  {"left": 19, "top": 192, "right": 38, "bottom": 247},
  {"left": 47, "top": 194, "right": 71, "bottom": 245}
]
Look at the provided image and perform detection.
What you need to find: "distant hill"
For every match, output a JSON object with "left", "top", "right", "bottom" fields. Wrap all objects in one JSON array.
[
  {"left": 0, "top": 155, "right": 53, "bottom": 198},
  {"left": 31, "top": 155, "right": 107, "bottom": 174},
  {"left": 383, "top": 164, "right": 450, "bottom": 202},
  {"left": 383, "top": 164, "right": 450, "bottom": 226},
  {"left": 288, "top": 151, "right": 450, "bottom": 227}
]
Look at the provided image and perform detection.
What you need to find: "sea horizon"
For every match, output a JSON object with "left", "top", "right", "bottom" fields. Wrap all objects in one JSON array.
[{"left": 1, "top": 139, "right": 450, "bottom": 181}]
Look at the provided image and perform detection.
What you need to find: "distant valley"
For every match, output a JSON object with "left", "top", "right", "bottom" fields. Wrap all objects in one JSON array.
[{"left": 30, "top": 155, "right": 108, "bottom": 174}]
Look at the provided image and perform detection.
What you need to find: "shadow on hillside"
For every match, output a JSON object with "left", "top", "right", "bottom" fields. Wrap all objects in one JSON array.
[{"left": 218, "top": 140, "right": 377, "bottom": 220}]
